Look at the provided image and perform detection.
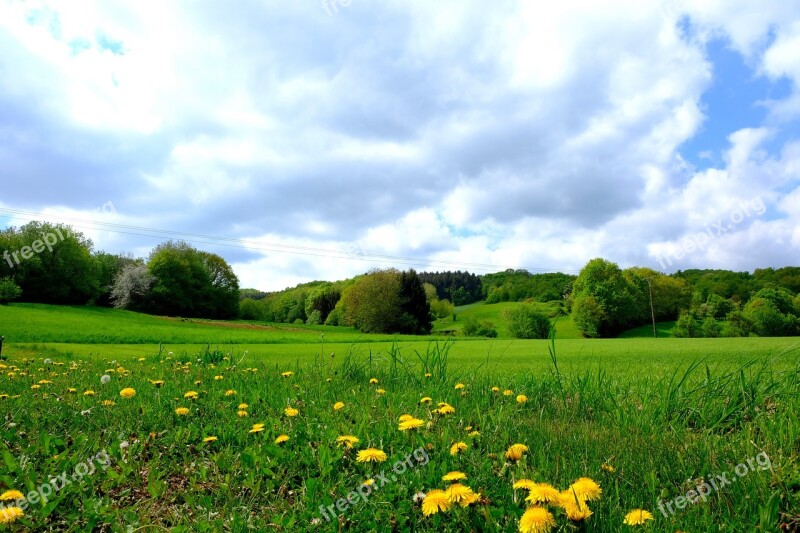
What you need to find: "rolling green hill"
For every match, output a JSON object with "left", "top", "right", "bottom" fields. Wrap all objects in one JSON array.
[{"left": 432, "top": 301, "right": 582, "bottom": 339}]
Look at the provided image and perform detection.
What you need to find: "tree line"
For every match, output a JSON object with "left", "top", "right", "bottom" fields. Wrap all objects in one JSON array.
[{"left": 0, "top": 222, "right": 239, "bottom": 319}]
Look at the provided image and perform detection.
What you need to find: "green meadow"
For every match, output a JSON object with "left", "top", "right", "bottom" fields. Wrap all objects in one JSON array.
[{"left": 0, "top": 303, "right": 798, "bottom": 531}]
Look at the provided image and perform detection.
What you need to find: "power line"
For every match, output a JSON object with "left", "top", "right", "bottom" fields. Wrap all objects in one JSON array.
[{"left": 0, "top": 207, "right": 581, "bottom": 274}]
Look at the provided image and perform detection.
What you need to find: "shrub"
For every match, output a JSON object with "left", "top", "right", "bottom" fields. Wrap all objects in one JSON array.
[
  {"left": 0, "top": 277, "right": 22, "bottom": 304},
  {"left": 306, "top": 309, "right": 322, "bottom": 325},
  {"left": 462, "top": 316, "right": 497, "bottom": 337},
  {"left": 672, "top": 311, "right": 700, "bottom": 338},
  {"left": 504, "top": 304, "right": 551, "bottom": 339}
]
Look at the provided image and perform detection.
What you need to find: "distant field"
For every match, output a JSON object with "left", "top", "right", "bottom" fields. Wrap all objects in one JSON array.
[{"left": 432, "top": 301, "right": 582, "bottom": 339}]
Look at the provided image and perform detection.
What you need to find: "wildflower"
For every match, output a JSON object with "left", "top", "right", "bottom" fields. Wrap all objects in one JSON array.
[
  {"left": 450, "top": 442, "right": 468, "bottom": 455},
  {"left": 437, "top": 403, "right": 455, "bottom": 415},
  {"left": 491, "top": 386, "right": 500, "bottom": 393},
  {"left": 0, "top": 394, "right": 9, "bottom": 400},
  {"left": 102, "top": 400, "right": 116, "bottom": 406},
  {"left": 333, "top": 401, "right": 345, "bottom": 411},
  {"left": 0, "top": 506, "right": 24, "bottom": 524},
  {"left": 184, "top": 391, "right": 199, "bottom": 400},
  {"left": 369, "top": 378, "right": 378, "bottom": 384},
  {"left": 568, "top": 477, "right": 602, "bottom": 502},
  {"left": 238, "top": 403, "right": 249, "bottom": 409},
  {"left": 623, "top": 509, "right": 654, "bottom": 526},
  {"left": 421, "top": 489, "right": 451, "bottom": 516},
  {"left": 175, "top": 407, "right": 190, "bottom": 416},
  {"left": 419, "top": 397, "right": 432, "bottom": 404},
  {"left": 275, "top": 434, "right": 290, "bottom": 445},
  {"left": 376, "top": 388, "right": 386, "bottom": 395},
  {"left": 399, "top": 418, "right": 425, "bottom": 431},
  {"left": 248, "top": 425, "right": 265, "bottom": 433},
  {"left": 356, "top": 448, "right": 387, "bottom": 463},
  {"left": 446, "top": 483, "right": 475, "bottom": 505},
  {"left": 601, "top": 463, "right": 616, "bottom": 473},
  {"left": 526, "top": 483, "right": 561, "bottom": 505},
  {"left": 336, "top": 435, "right": 360, "bottom": 449},
  {"left": 202, "top": 436, "right": 218, "bottom": 443},
  {"left": 149, "top": 380, "right": 165, "bottom": 387},
  {"left": 363, "top": 479, "right": 375, "bottom": 486},
  {"left": 468, "top": 430, "right": 481, "bottom": 438},
  {"left": 425, "top": 373, "right": 432, "bottom": 378},
  {"left": 559, "top": 493, "right": 593, "bottom": 521},
  {"left": 83, "top": 390, "right": 95, "bottom": 396},
  {"left": 237, "top": 410, "right": 248, "bottom": 417},
  {"left": 505, "top": 443, "right": 529, "bottom": 461},
  {"left": 398, "top": 414, "right": 414, "bottom": 422},
  {"left": 225, "top": 389, "right": 236, "bottom": 396},
  {"left": 284, "top": 407, "right": 299, "bottom": 417},
  {"left": 519, "top": 506, "right": 556, "bottom": 533},
  {"left": 0, "top": 490, "right": 24, "bottom": 501},
  {"left": 513, "top": 479, "right": 537, "bottom": 490},
  {"left": 455, "top": 383, "right": 465, "bottom": 390},
  {"left": 30, "top": 384, "right": 41, "bottom": 389},
  {"left": 119, "top": 388, "right": 136, "bottom": 399},
  {"left": 442, "top": 471, "right": 467, "bottom": 482},
  {"left": 516, "top": 394, "right": 528, "bottom": 404},
  {"left": 503, "top": 389, "right": 513, "bottom": 396},
  {"left": 100, "top": 375, "right": 111, "bottom": 384},
  {"left": 214, "top": 375, "right": 224, "bottom": 381},
  {"left": 282, "top": 371, "right": 293, "bottom": 378}
]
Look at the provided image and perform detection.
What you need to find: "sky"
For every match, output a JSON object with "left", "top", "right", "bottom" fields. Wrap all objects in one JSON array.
[{"left": 1, "top": 0, "right": 799, "bottom": 292}]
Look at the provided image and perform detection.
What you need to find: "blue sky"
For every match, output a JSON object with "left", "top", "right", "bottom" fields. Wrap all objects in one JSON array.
[{"left": 1, "top": 0, "right": 799, "bottom": 291}]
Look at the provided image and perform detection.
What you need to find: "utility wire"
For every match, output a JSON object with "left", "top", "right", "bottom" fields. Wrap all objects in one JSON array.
[{"left": 0, "top": 207, "right": 581, "bottom": 274}]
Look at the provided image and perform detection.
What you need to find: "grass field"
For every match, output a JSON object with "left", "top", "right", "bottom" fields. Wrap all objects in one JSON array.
[
  {"left": 0, "top": 304, "right": 798, "bottom": 531},
  {"left": 432, "top": 302, "right": 584, "bottom": 339}
]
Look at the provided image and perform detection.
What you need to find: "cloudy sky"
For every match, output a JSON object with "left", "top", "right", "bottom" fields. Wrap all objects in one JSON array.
[{"left": 1, "top": 0, "right": 799, "bottom": 291}]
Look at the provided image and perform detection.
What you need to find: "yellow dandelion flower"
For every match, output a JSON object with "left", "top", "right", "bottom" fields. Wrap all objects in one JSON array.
[
  {"left": 281, "top": 371, "right": 294, "bottom": 378},
  {"left": 0, "top": 490, "right": 24, "bottom": 501},
  {"left": 398, "top": 418, "right": 425, "bottom": 431},
  {"left": 513, "top": 479, "right": 537, "bottom": 490},
  {"left": 238, "top": 403, "right": 249, "bottom": 409},
  {"left": 248, "top": 425, "right": 265, "bottom": 433},
  {"left": 202, "top": 436, "right": 218, "bottom": 443},
  {"left": 275, "top": 434, "right": 290, "bottom": 444},
  {"left": 450, "top": 442, "right": 468, "bottom": 455},
  {"left": 83, "top": 390, "right": 95, "bottom": 396},
  {"left": 503, "top": 389, "right": 513, "bottom": 396},
  {"left": 119, "top": 388, "right": 136, "bottom": 399},
  {"left": 175, "top": 407, "right": 190, "bottom": 416},
  {"left": 102, "top": 400, "right": 116, "bottom": 406},
  {"left": 559, "top": 493, "right": 593, "bottom": 521},
  {"left": 31, "top": 384, "right": 41, "bottom": 389},
  {"left": 419, "top": 397, "right": 432, "bottom": 404},
  {"left": 601, "top": 463, "right": 616, "bottom": 473},
  {"left": 442, "top": 471, "right": 467, "bottom": 482},
  {"left": 149, "top": 380, "right": 165, "bottom": 387},
  {"left": 437, "top": 404, "right": 455, "bottom": 415},
  {"left": 491, "top": 386, "right": 500, "bottom": 392},
  {"left": 369, "top": 378, "right": 378, "bottom": 384},
  {"left": 237, "top": 410, "right": 248, "bottom": 417},
  {"left": 225, "top": 389, "right": 236, "bottom": 396},
  {"left": 623, "top": 509, "right": 654, "bottom": 526},
  {"left": 0, "top": 506, "right": 24, "bottom": 524},
  {"left": 356, "top": 448, "right": 387, "bottom": 463},
  {"left": 468, "top": 430, "right": 481, "bottom": 437},
  {"left": 445, "top": 483, "right": 474, "bottom": 505},
  {"left": 526, "top": 483, "right": 561, "bottom": 505},
  {"left": 67, "top": 388, "right": 77, "bottom": 393},
  {"left": 336, "top": 435, "right": 360, "bottom": 448},
  {"left": 184, "top": 391, "right": 199, "bottom": 400},
  {"left": 398, "top": 414, "right": 414, "bottom": 422},
  {"left": 333, "top": 401, "right": 345, "bottom": 411},
  {"left": 568, "top": 477, "right": 602, "bottom": 502},
  {"left": 422, "top": 489, "right": 451, "bottom": 516},
  {"left": 425, "top": 372, "right": 432, "bottom": 378},
  {"left": 505, "top": 443, "right": 529, "bottom": 461},
  {"left": 376, "top": 388, "right": 386, "bottom": 395},
  {"left": 516, "top": 394, "right": 528, "bottom": 404},
  {"left": 194, "top": 380, "right": 202, "bottom": 385},
  {"left": 363, "top": 479, "right": 375, "bottom": 486},
  {"left": 284, "top": 406, "right": 299, "bottom": 417},
  {"left": 214, "top": 375, "right": 224, "bottom": 381},
  {"left": 454, "top": 383, "right": 465, "bottom": 390},
  {"left": 519, "top": 506, "right": 556, "bottom": 533}
]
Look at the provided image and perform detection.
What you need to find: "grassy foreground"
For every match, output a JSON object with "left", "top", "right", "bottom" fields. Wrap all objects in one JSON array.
[{"left": 0, "top": 337, "right": 799, "bottom": 531}]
